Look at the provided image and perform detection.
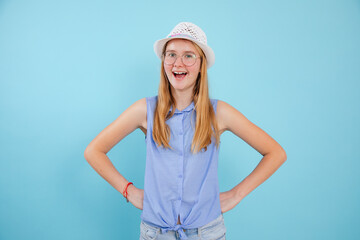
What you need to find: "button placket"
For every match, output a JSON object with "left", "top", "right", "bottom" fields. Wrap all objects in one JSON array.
[
  {"left": 177, "top": 113, "right": 185, "bottom": 219},
  {"left": 179, "top": 114, "right": 185, "bottom": 180}
]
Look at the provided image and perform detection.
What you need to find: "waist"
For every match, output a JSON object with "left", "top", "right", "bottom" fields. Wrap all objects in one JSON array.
[{"left": 141, "top": 213, "right": 224, "bottom": 233}]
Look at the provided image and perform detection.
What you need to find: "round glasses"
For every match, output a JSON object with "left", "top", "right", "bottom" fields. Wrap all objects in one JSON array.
[{"left": 162, "top": 51, "right": 200, "bottom": 67}]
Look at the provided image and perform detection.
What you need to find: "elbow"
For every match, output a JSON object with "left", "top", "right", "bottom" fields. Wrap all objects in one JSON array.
[
  {"left": 84, "top": 146, "right": 106, "bottom": 163},
  {"left": 265, "top": 146, "right": 287, "bottom": 162},
  {"left": 84, "top": 146, "right": 97, "bottom": 163},
  {"left": 270, "top": 147, "right": 287, "bottom": 162},
  {"left": 84, "top": 147, "right": 91, "bottom": 162},
  {"left": 279, "top": 148, "right": 287, "bottom": 162}
]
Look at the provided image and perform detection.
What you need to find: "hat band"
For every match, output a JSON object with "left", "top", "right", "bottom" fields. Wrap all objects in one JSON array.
[{"left": 167, "top": 33, "right": 197, "bottom": 41}]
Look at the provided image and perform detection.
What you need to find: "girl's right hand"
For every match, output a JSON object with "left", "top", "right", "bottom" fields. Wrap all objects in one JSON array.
[{"left": 126, "top": 184, "right": 144, "bottom": 210}]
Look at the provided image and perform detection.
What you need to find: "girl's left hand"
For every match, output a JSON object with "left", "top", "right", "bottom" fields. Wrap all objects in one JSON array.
[
  {"left": 219, "top": 189, "right": 241, "bottom": 214},
  {"left": 126, "top": 184, "right": 144, "bottom": 210}
]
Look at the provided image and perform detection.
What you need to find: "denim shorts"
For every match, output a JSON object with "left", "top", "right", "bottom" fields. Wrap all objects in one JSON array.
[{"left": 139, "top": 213, "right": 226, "bottom": 240}]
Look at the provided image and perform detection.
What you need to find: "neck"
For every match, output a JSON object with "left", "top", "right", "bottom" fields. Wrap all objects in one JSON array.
[{"left": 171, "top": 89, "right": 194, "bottom": 111}]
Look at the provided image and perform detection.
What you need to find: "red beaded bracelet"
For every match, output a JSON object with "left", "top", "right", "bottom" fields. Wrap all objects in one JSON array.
[{"left": 123, "top": 182, "right": 133, "bottom": 202}]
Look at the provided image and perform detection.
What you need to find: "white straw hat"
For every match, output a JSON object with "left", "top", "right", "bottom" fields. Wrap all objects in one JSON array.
[{"left": 153, "top": 22, "right": 215, "bottom": 69}]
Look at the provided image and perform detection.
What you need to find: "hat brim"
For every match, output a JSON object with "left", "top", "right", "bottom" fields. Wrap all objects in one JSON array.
[{"left": 154, "top": 36, "right": 215, "bottom": 69}]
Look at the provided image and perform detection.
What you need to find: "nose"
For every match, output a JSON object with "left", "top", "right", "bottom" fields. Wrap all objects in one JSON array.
[{"left": 174, "top": 56, "right": 184, "bottom": 67}]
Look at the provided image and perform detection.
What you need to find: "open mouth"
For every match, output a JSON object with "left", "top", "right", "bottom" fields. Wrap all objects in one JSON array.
[{"left": 173, "top": 71, "right": 188, "bottom": 80}]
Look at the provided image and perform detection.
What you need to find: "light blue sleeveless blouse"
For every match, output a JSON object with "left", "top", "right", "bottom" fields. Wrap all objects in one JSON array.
[{"left": 140, "top": 95, "right": 221, "bottom": 239}]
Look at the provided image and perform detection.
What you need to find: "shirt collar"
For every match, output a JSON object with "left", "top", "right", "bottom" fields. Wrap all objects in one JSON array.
[{"left": 168, "top": 101, "right": 195, "bottom": 113}]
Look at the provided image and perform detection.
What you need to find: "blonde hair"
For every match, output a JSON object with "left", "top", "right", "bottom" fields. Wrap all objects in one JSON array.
[{"left": 152, "top": 39, "right": 220, "bottom": 154}]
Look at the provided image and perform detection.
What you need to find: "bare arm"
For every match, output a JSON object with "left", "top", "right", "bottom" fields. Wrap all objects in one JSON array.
[
  {"left": 84, "top": 98, "right": 146, "bottom": 208},
  {"left": 217, "top": 100, "right": 287, "bottom": 213}
]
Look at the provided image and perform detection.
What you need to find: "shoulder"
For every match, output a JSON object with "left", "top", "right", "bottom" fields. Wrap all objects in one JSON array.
[
  {"left": 216, "top": 99, "right": 231, "bottom": 112},
  {"left": 210, "top": 98, "right": 229, "bottom": 113},
  {"left": 129, "top": 97, "right": 147, "bottom": 121},
  {"left": 140, "top": 95, "right": 158, "bottom": 111},
  {"left": 140, "top": 95, "right": 158, "bottom": 108},
  {"left": 209, "top": 98, "right": 219, "bottom": 110},
  {"left": 145, "top": 95, "right": 158, "bottom": 106},
  {"left": 216, "top": 99, "right": 257, "bottom": 138},
  {"left": 210, "top": 99, "right": 231, "bottom": 134},
  {"left": 132, "top": 97, "right": 147, "bottom": 110},
  {"left": 216, "top": 99, "right": 244, "bottom": 132},
  {"left": 136, "top": 95, "right": 158, "bottom": 129},
  {"left": 126, "top": 97, "right": 148, "bottom": 131}
]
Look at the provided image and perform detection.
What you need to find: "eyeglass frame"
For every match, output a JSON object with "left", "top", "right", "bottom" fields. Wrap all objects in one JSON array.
[{"left": 162, "top": 51, "right": 202, "bottom": 67}]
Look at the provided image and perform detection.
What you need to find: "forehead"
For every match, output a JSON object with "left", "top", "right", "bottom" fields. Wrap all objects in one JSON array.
[{"left": 165, "top": 39, "right": 199, "bottom": 54}]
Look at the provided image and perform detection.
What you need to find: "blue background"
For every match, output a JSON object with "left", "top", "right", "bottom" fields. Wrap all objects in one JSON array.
[{"left": 1, "top": 0, "right": 359, "bottom": 239}]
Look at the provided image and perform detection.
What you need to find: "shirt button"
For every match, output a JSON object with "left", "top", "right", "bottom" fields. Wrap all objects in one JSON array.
[
  {"left": 179, "top": 131, "right": 183, "bottom": 135},
  {"left": 179, "top": 174, "right": 183, "bottom": 178}
]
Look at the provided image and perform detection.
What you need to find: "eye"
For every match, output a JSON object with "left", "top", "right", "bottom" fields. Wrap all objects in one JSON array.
[
  {"left": 167, "top": 52, "right": 176, "bottom": 57},
  {"left": 185, "top": 54, "right": 195, "bottom": 59}
]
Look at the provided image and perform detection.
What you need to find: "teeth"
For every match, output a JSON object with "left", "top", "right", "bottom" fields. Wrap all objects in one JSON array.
[{"left": 174, "top": 72, "right": 187, "bottom": 74}]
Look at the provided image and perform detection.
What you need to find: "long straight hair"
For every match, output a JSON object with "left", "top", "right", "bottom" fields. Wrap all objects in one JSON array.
[{"left": 152, "top": 40, "right": 220, "bottom": 154}]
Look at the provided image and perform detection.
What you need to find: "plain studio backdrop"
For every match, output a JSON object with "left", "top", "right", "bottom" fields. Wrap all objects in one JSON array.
[{"left": 0, "top": 0, "right": 359, "bottom": 239}]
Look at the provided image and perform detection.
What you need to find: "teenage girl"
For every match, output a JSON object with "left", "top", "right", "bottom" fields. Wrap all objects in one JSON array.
[{"left": 84, "top": 22, "right": 287, "bottom": 240}]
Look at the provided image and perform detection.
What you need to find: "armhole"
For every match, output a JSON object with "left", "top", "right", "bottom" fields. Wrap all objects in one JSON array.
[
  {"left": 145, "top": 96, "right": 154, "bottom": 142},
  {"left": 214, "top": 99, "right": 218, "bottom": 114},
  {"left": 213, "top": 99, "right": 221, "bottom": 144},
  {"left": 212, "top": 99, "right": 218, "bottom": 114},
  {"left": 145, "top": 97, "right": 149, "bottom": 142}
]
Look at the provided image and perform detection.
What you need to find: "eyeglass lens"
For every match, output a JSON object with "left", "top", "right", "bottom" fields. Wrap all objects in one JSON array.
[{"left": 163, "top": 52, "right": 197, "bottom": 66}]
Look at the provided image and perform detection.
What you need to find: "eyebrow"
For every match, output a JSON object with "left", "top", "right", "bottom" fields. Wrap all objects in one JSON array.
[{"left": 165, "top": 50, "right": 196, "bottom": 54}]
